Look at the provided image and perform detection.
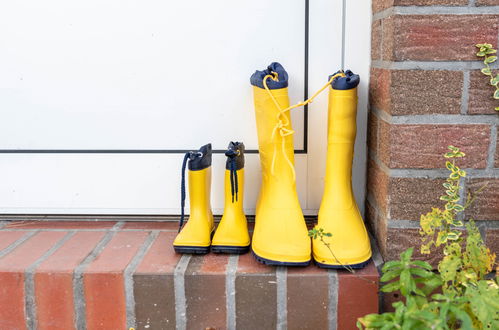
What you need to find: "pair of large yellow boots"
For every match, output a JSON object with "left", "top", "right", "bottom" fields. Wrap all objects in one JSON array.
[
  {"left": 174, "top": 63, "right": 371, "bottom": 268},
  {"left": 250, "top": 63, "right": 371, "bottom": 267},
  {"left": 173, "top": 142, "right": 250, "bottom": 254}
]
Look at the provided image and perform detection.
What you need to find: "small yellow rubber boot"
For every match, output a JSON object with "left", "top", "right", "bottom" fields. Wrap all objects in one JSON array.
[
  {"left": 250, "top": 63, "right": 311, "bottom": 266},
  {"left": 173, "top": 144, "right": 214, "bottom": 254},
  {"left": 212, "top": 142, "right": 250, "bottom": 254},
  {"left": 313, "top": 71, "right": 372, "bottom": 268}
]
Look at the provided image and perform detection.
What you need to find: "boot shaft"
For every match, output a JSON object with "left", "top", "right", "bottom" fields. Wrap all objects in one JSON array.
[
  {"left": 184, "top": 144, "right": 213, "bottom": 221},
  {"left": 322, "top": 75, "right": 359, "bottom": 208}
]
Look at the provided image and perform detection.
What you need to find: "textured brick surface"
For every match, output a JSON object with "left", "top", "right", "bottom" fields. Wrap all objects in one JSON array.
[
  {"left": 0, "top": 231, "right": 29, "bottom": 250},
  {"left": 386, "top": 228, "right": 444, "bottom": 265},
  {"left": 134, "top": 232, "right": 180, "bottom": 329},
  {"left": 0, "top": 231, "right": 67, "bottom": 330},
  {"left": 378, "top": 123, "right": 490, "bottom": 169},
  {"left": 485, "top": 229, "right": 499, "bottom": 257},
  {"left": 396, "top": 0, "right": 467, "bottom": 4},
  {"left": 185, "top": 254, "right": 228, "bottom": 330},
  {"left": 476, "top": 0, "right": 499, "bottom": 5},
  {"left": 337, "top": 263, "right": 379, "bottom": 330},
  {"left": 35, "top": 231, "right": 105, "bottom": 330},
  {"left": 122, "top": 221, "right": 178, "bottom": 230},
  {"left": 371, "top": 69, "right": 463, "bottom": 115},
  {"left": 372, "top": 20, "right": 382, "bottom": 60},
  {"left": 366, "top": 158, "right": 389, "bottom": 214},
  {"left": 367, "top": 111, "right": 379, "bottom": 153},
  {"left": 236, "top": 253, "right": 276, "bottom": 329},
  {"left": 496, "top": 133, "right": 499, "bottom": 168},
  {"left": 372, "top": 0, "right": 393, "bottom": 13},
  {"left": 287, "top": 266, "right": 329, "bottom": 330},
  {"left": 390, "top": 177, "right": 446, "bottom": 220},
  {"left": 84, "top": 231, "right": 148, "bottom": 330},
  {"left": 370, "top": 68, "right": 391, "bottom": 112},
  {"left": 468, "top": 70, "right": 499, "bottom": 115},
  {"left": 465, "top": 178, "right": 499, "bottom": 220},
  {"left": 374, "top": 0, "right": 469, "bottom": 14},
  {"left": 382, "top": 15, "right": 499, "bottom": 61}
]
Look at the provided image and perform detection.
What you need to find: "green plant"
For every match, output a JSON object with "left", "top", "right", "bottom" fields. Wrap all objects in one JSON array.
[
  {"left": 358, "top": 146, "right": 498, "bottom": 329},
  {"left": 476, "top": 43, "right": 499, "bottom": 111}
]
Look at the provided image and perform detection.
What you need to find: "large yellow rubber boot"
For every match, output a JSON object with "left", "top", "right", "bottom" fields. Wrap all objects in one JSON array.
[
  {"left": 313, "top": 71, "right": 372, "bottom": 268},
  {"left": 250, "top": 63, "right": 311, "bottom": 266},
  {"left": 212, "top": 142, "right": 250, "bottom": 254},
  {"left": 173, "top": 144, "right": 214, "bottom": 254}
]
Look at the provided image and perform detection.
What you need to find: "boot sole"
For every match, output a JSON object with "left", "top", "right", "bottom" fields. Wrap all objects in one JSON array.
[
  {"left": 252, "top": 250, "right": 310, "bottom": 267},
  {"left": 174, "top": 246, "right": 210, "bottom": 254},
  {"left": 314, "top": 258, "right": 371, "bottom": 269},
  {"left": 211, "top": 245, "right": 250, "bottom": 254}
]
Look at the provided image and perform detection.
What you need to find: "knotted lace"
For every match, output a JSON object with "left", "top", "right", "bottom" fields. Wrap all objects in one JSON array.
[
  {"left": 262, "top": 71, "right": 346, "bottom": 180},
  {"left": 225, "top": 148, "right": 239, "bottom": 203}
]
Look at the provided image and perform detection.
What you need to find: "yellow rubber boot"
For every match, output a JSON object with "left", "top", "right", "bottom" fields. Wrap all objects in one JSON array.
[
  {"left": 212, "top": 142, "right": 250, "bottom": 254},
  {"left": 250, "top": 63, "right": 311, "bottom": 266},
  {"left": 313, "top": 71, "right": 372, "bottom": 268},
  {"left": 173, "top": 144, "right": 214, "bottom": 254}
]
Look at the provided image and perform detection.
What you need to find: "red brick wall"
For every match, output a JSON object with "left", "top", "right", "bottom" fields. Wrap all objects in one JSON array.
[{"left": 367, "top": 0, "right": 499, "bottom": 262}]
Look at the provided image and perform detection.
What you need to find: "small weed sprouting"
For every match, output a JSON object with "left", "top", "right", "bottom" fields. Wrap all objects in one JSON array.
[{"left": 357, "top": 146, "right": 498, "bottom": 329}]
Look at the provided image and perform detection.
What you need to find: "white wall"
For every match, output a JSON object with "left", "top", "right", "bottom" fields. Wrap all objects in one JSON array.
[{"left": 0, "top": 0, "right": 371, "bottom": 215}]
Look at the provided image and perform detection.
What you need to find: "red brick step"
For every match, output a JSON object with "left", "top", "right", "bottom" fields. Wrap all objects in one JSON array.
[{"left": 0, "top": 221, "right": 380, "bottom": 330}]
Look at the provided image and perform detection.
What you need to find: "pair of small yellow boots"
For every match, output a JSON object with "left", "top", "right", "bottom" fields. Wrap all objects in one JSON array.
[
  {"left": 174, "top": 62, "right": 372, "bottom": 268},
  {"left": 173, "top": 142, "right": 250, "bottom": 254}
]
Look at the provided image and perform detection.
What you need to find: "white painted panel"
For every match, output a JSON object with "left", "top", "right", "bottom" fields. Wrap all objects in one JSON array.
[
  {"left": 0, "top": 154, "right": 308, "bottom": 215},
  {"left": 0, "top": 0, "right": 370, "bottom": 215},
  {"left": 0, "top": 0, "right": 304, "bottom": 150},
  {"left": 306, "top": 0, "right": 371, "bottom": 215}
]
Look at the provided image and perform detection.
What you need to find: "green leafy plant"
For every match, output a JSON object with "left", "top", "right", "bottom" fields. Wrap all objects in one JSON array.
[
  {"left": 476, "top": 43, "right": 499, "bottom": 111},
  {"left": 358, "top": 146, "right": 498, "bottom": 329}
]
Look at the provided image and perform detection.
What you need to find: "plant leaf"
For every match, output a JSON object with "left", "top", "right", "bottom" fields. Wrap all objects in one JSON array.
[
  {"left": 481, "top": 67, "right": 491, "bottom": 75},
  {"left": 485, "top": 56, "right": 497, "bottom": 64}
]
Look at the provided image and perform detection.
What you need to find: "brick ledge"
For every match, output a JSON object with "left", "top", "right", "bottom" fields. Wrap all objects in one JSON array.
[{"left": 0, "top": 221, "right": 379, "bottom": 330}]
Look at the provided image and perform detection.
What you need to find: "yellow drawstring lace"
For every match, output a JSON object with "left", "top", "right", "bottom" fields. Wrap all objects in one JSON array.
[{"left": 262, "top": 71, "right": 346, "bottom": 180}]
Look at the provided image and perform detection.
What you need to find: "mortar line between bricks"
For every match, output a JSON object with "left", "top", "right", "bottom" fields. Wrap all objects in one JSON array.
[
  {"left": 276, "top": 267, "right": 287, "bottom": 330},
  {"left": 461, "top": 70, "right": 470, "bottom": 115},
  {"left": 73, "top": 230, "right": 117, "bottom": 330},
  {"left": 0, "top": 231, "right": 38, "bottom": 259},
  {"left": 25, "top": 231, "right": 76, "bottom": 330},
  {"left": 112, "top": 221, "right": 125, "bottom": 230},
  {"left": 366, "top": 194, "right": 388, "bottom": 223},
  {"left": 328, "top": 270, "right": 338, "bottom": 330},
  {"left": 372, "top": 5, "right": 499, "bottom": 21},
  {"left": 388, "top": 219, "right": 499, "bottom": 229},
  {"left": 226, "top": 255, "right": 238, "bottom": 330},
  {"left": 372, "top": 106, "right": 499, "bottom": 125},
  {"left": 371, "top": 60, "right": 498, "bottom": 71},
  {"left": 174, "top": 254, "right": 191, "bottom": 330},
  {"left": 124, "top": 230, "right": 159, "bottom": 330},
  {"left": 369, "top": 151, "right": 499, "bottom": 179},
  {"left": 468, "top": 0, "right": 476, "bottom": 7},
  {"left": 487, "top": 125, "right": 497, "bottom": 170}
]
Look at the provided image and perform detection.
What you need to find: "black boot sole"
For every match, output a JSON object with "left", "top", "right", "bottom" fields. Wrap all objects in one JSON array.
[
  {"left": 174, "top": 245, "right": 210, "bottom": 254},
  {"left": 211, "top": 245, "right": 250, "bottom": 254},
  {"left": 252, "top": 250, "right": 310, "bottom": 267},
  {"left": 314, "top": 258, "right": 371, "bottom": 269}
]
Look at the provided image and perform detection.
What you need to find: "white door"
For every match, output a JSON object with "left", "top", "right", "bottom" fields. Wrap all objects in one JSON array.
[{"left": 0, "top": 0, "right": 371, "bottom": 216}]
